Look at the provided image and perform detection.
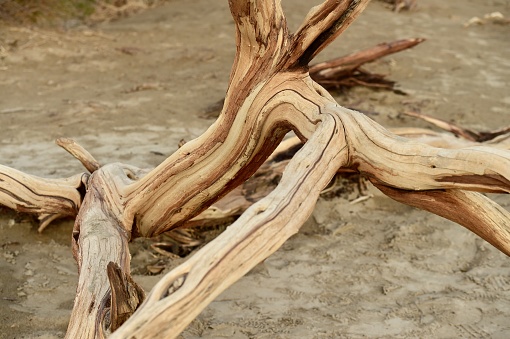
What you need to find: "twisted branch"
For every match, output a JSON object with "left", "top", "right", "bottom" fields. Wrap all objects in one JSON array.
[{"left": 0, "top": 1, "right": 508, "bottom": 338}]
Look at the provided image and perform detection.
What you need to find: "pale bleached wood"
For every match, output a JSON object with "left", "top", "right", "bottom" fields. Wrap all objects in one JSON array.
[
  {"left": 113, "top": 99, "right": 510, "bottom": 337},
  {"left": 339, "top": 109, "right": 510, "bottom": 193},
  {"left": 111, "top": 112, "right": 349, "bottom": 339},
  {"left": 56, "top": 137, "right": 101, "bottom": 173},
  {"left": 121, "top": 0, "right": 370, "bottom": 238},
  {"left": 122, "top": 74, "right": 326, "bottom": 237},
  {"left": 66, "top": 163, "right": 146, "bottom": 339},
  {"left": 62, "top": 8, "right": 384, "bottom": 333},
  {"left": 188, "top": 127, "right": 510, "bottom": 229},
  {"left": 0, "top": 164, "right": 85, "bottom": 219}
]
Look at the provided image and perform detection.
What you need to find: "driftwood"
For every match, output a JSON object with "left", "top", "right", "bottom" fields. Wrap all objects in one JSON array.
[
  {"left": 187, "top": 124, "right": 510, "bottom": 233},
  {"left": 203, "top": 37, "right": 424, "bottom": 118},
  {"left": 0, "top": 1, "right": 509, "bottom": 338},
  {"left": 309, "top": 37, "right": 425, "bottom": 90},
  {"left": 404, "top": 111, "right": 510, "bottom": 142}
]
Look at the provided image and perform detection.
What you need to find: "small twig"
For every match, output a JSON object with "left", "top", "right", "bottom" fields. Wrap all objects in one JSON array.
[
  {"left": 0, "top": 107, "right": 38, "bottom": 114},
  {"left": 37, "top": 213, "right": 63, "bottom": 233},
  {"left": 56, "top": 138, "right": 101, "bottom": 173},
  {"left": 404, "top": 111, "right": 510, "bottom": 142},
  {"left": 349, "top": 194, "right": 374, "bottom": 205}
]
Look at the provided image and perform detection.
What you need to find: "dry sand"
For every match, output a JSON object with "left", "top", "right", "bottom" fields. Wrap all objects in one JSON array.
[{"left": 0, "top": 1, "right": 509, "bottom": 338}]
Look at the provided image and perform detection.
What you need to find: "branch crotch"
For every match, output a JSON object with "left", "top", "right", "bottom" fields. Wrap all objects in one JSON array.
[{"left": 67, "top": 166, "right": 140, "bottom": 338}]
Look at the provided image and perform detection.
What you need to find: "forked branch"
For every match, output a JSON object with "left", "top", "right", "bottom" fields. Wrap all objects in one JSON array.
[
  {"left": 112, "top": 113, "right": 349, "bottom": 338},
  {"left": 286, "top": 0, "right": 370, "bottom": 67}
]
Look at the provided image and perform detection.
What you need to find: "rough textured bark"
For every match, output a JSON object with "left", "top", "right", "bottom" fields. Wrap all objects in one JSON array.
[{"left": 0, "top": 1, "right": 508, "bottom": 338}]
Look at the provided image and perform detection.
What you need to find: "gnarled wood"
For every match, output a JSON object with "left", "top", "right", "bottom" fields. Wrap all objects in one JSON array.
[
  {"left": 0, "top": 164, "right": 86, "bottom": 224},
  {"left": 56, "top": 137, "right": 101, "bottom": 173},
  {"left": 339, "top": 110, "right": 510, "bottom": 193},
  {"left": 0, "top": 1, "right": 509, "bottom": 338},
  {"left": 188, "top": 126, "right": 510, "bottom": 230},
  {"left": 111, "top": 112, "right": 349, "bottom": 338},
  {"left": 66, "top": 163, "right": 148, "bottom": 338}
]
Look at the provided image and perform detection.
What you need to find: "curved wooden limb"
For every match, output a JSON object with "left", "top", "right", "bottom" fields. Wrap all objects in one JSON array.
[
  {"left": 123, "top": 74, "right": 325, "bottom": 238},
  {"left": 339, "top": 109, "right": 510, "bottom": 193},
  {"left": 120, "top": 1, "right": 371, "bottom": 238},
  {"left": 37, "top": 213, "right": 64, "bottom": 232},
  {"left": 111, "top": 114, "right": 349, "bottom": 338},
  {"left": 228, "top": 0, "right": 285, "bottom": 50},
  {"left": 226, "top": 0, "right": 289, "bottom": 122},
  {"left": 188, "top": 126, "right": 510, "bottom": 230},
  {"left": 0, "top": 164, "right": 86, "bottom": 224},
  {"left": 56, "top": 137, "right": 101, "bottom": 173},
  {"left": 374, "top": 184, "right": 510, "bottom": 255}
]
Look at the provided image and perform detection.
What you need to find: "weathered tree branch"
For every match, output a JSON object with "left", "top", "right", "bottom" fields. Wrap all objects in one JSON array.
[
  {"left": 339, "top": 110, "right": 510, "bottom": 193},
  {"left": 309, "top": 38, "right": 425, "bottom": 89},
  {"left": 0, "top": 1, "right": 508, "bottom": 338},
  {"left": 0, "top": 164, "right": 86, "bottom": 231},
  {"left": 188, "top": 126, "right": 510, "bottom": 230},
  {"left": 122, "top": 74, "right": 324, "bottom": 238},
  {"left": 56, "top": 137, "right": 101, "bottom": 173},
  {"left": 404, "top": 110, "right": 510, "bottom": 142},
  {"left": 111, "top": 112, "right": 349, "bottom": 338},
  {"left": 287, "top": 0, "right": 370, "bottom": 67}
]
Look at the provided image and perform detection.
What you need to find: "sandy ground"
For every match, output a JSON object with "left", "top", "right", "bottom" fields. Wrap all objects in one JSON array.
[{"left": 1, "top": 0, "right": 510, "bottom": 338}]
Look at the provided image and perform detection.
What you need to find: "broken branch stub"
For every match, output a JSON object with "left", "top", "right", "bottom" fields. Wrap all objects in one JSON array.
[{"left": 309, "top": 38, "right": 425, "bottom": 90}]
